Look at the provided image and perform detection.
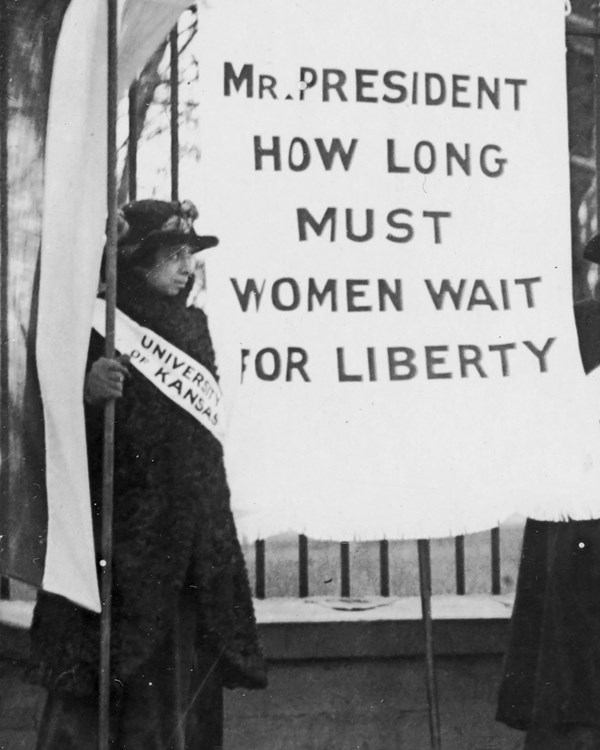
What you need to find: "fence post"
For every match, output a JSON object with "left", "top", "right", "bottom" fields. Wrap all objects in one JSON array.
[
  {"left": 379, "top": 539, "right": 390, "bottom": 597},
  {"left": 491, "top": 526, "right": 501, "bottom": 595},
  {"left": 455, "top": 535, "right": 465, "bottom": 595},
  {"left": 255, "top": 539, "right": 265, "bottom": 599},
  {"left": 298, "top": 534, "right": 309, "bottom": 598},
  {"left": 340, "top": 542, "right": 350, "bottom": 598}
]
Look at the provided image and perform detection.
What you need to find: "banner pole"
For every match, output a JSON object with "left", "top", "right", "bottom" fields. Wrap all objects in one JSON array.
[
  {"left": 127, "top": 81, "right": 138, "bottom": 202},
  {"left": 0, "top": 2, "right": 10, "bottom": 588},
  {"left": 417, "top": 539, "right": 442, "bottom": 750},
  {"left": 594, "top": 1, "right": 600, "bottom": 229},
  {"left": 99, "top": 0, "right": 118, "bottom": 748},
  {"left": 169, "top": 25, "right": 179, "bottom": 202}
]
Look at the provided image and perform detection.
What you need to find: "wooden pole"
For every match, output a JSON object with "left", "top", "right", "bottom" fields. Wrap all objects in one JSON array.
[
  {"left": 594, "top": 2, "right": 600, "bottom": 232},
  {"left": 127, "top": 81, "right": 138, "bottom": 201},
  {"left": 0, "top": 0, "right": 10, "bottom": 593},
  {"left": 255, "top": 539, "right": 265, "bottom": 599},
  {"left": 99, "top": 1, "right": 118, "bottom": 747},
  {"left": 340, "top": 541, "right": 350, "bottom": 598},
  {"left": 169, "top": 26, "right": 179, "bottom": 202},
  {"left": 490, "top": 526, "right": 501, "bottom": 595},
  {"left": 454, "top": 535, "right": 465, "bottom": 595},
  {"left": 417, "top": 539, "right": 442, "bottom": 749},
  {"left": 298, "top": 534, "right": 309, "bottom": 598},
  {"left": 379, "top": 539, "right": 390, "bottom": 597}
]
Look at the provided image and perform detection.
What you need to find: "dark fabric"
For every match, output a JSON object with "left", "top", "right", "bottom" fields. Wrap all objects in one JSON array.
[
  {"left": 496, "top": 519, "right": 600, "bottom": 730},
  {"left": 35, "top": 584, "right": 224, "bottom": 750},
  {"left": 0, "top": 0, "right": 72, "bottom": 587},
  {"left": 496, "top": 298, "right": 600, "bottom": 735},
  {"left": 574, "top": 298, "right": 600, "bottom": 374},
  {"left": 28, "top": 269, "right": 266, "bottom": 702},
  {"left": 524, "top": 725, "right": 600, "bottom": 750}
]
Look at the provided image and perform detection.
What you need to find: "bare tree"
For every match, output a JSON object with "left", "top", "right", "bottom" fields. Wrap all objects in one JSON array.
[{"left": 118, "top": 9, "right": 199, "bottom": 204}]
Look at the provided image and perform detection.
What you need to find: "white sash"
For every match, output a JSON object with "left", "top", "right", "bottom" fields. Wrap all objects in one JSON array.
[{"left": 93, "top": 298, "right": 225, "bottom": 444}]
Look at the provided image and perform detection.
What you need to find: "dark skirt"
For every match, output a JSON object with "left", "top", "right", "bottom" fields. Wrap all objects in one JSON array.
[
  {"left": 497, "top": 518, "right": 600, "bottom": 734},
  {"left": 35, "top": 587, "right": 223, "bottom": 750}
]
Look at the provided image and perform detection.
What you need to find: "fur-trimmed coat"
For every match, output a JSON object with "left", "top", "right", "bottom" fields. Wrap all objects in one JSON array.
[{"left": 29, "top": 270, "right": 266, "bottom": 697}]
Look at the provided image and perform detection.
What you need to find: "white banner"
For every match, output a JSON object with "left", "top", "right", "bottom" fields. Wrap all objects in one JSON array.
[
  {"left": 92, "top": 299, "right": 225, "bottom": 442},
  {"left": 38, "top": 0, "right": 189, "bottom": 611},
  {"left": 193, "top": 0, "right": 600, "bottom": 540}
]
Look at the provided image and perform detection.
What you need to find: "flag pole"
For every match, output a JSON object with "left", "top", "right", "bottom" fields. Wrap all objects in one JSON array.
[
  {"left": 417, "top": 538, "right": 442, "bottom": 749},
  {"left": 0, "top": 2, "right": 10, "bottom": 592},
  {"left": 594, "top": 1, "right": 600, "bottom": 230},
  {"left": 99, "top": 0, "right": 118, "bottom": 747},
  {"left": 169, "top": 23, "right": 179, "bottom": 202}
]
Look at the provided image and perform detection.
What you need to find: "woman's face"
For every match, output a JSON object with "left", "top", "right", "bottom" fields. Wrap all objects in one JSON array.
[{"left": 142, "top": 243, "right": 194, "bottom": 296}]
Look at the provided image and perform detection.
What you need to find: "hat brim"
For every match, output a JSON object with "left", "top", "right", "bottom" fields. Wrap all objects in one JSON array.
[
  {"left": 127, "top": 229, "right": 219, "bottom": 257},
  {"left": 584, "top": 234, "right": 600, "bottom": 265}
]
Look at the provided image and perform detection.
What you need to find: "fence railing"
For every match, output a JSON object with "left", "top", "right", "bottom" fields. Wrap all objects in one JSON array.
[{"left": 250, "top": 526, "right": 506, "bottom": 600}]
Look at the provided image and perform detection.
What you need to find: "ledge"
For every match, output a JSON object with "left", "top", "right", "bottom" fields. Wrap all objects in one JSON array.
[
  {"left": 255, "top": 594, "right": 513, "bottom": 660},
  {"left": 255, "top": 594, "right": 513, "bottom": 622},
  {"left": 0, "top": 594, "right": 514, "bottom": 663}
]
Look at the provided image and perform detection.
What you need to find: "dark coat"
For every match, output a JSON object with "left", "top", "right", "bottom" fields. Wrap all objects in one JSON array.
[
  {"left": 29, "top": 270, "right": 266, "bottom": 697},
  {"left": 496, "top": 298, "right": 600, "bottom": 730},
  {"left": 574, "top": 297, "right": 600, "bottom": 375},
  {"left": 496, "top": 518, "right": 600, "bottom": 730}
]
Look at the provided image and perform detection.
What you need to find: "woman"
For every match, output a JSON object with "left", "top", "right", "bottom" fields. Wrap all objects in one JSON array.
[
  {"left": 496, "top": 235, "right": 600, "bottom": 750},
  {"left": 29, "top": 199, "right": 266, "bottom": 749}
]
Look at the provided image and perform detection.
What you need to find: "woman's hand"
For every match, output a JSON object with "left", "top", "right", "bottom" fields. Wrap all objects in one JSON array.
[{"left": 84, "top": 355, "right": 130, "bottom": 405}]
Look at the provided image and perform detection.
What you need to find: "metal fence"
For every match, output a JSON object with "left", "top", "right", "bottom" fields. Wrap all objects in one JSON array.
[{"left": 250, "top": 527, "right": 503, "bottom": 600}]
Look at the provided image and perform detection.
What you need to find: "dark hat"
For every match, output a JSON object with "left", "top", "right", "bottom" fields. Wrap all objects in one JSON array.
[
  {"left": 584, "top": 234, "right": 600, "bottom": 265},
  {"left": 117, "top": 199, "right": 218, "bottom": 262}
]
